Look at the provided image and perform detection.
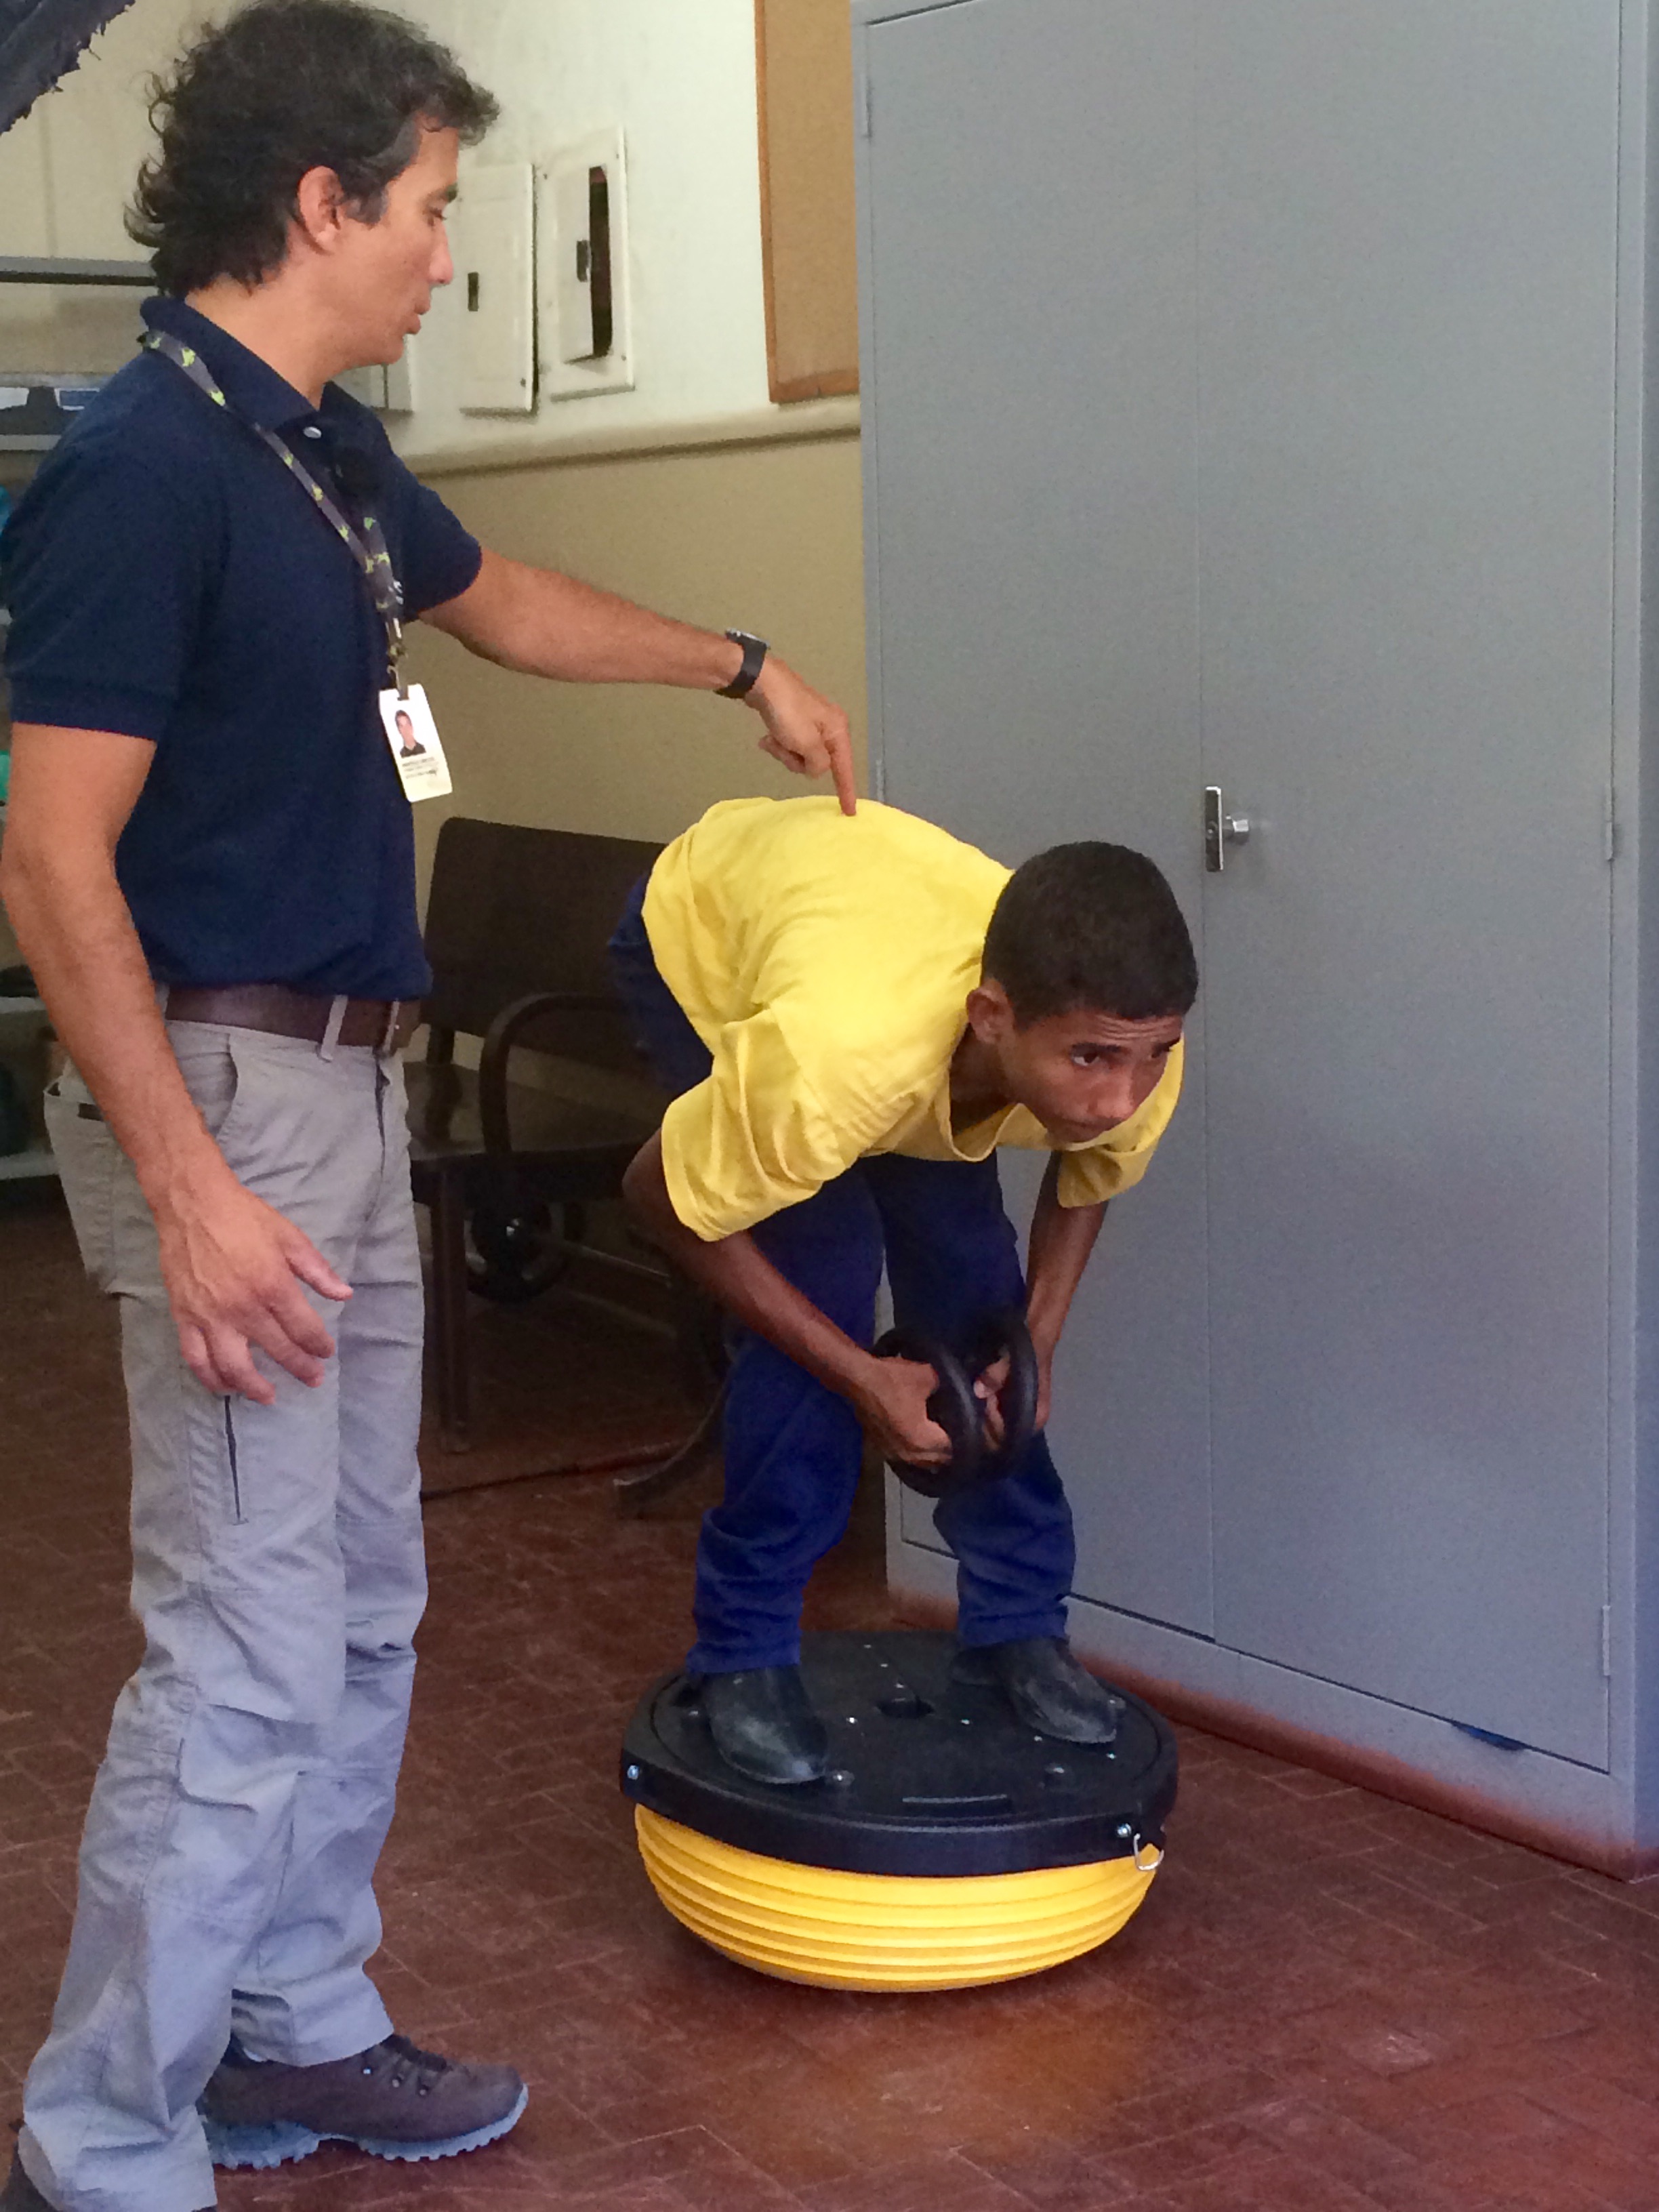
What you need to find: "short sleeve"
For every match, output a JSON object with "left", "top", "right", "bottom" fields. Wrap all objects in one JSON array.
[
  {"left": 659, "top": 1008, "right": 859, "bottom": 1240},
  {"left": 3, "top": 436, "right": 206, "bottom": 743},
  {"left": 1054, "top": 1040, "right": 1185, "bottom": 1208},
  {"left": 379, "top": 445, "right": 482, "bottom": 616}
]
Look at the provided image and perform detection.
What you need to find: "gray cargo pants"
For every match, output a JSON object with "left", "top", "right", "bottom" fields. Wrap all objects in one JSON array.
[{"left": 19, "top": 1020, "right": 426, "bottom": 2212}]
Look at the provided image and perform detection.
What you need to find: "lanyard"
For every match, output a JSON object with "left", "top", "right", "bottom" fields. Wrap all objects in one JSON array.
[{"left": 144, "top": 329, "right": 407, "bottom": 694}]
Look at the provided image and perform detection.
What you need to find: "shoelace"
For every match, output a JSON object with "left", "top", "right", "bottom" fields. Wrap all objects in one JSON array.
[{"left": 365, "top": 2034, "right": 454, "bottom": 2097}]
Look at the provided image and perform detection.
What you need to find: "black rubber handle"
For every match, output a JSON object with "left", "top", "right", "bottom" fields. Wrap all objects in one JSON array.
[
  {"left": 973, "top": 1307, "right": 1040, "bottom": 1475},
  {"left": 872, "top": 1326, "right": 983, "bottom": 1498},
  {"left": 873, "top": 1309, "right": 1040, "bottom": 1499}
]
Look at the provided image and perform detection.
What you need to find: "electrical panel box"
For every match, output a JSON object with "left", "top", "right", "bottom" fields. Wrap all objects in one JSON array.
[
  {"left": 333, "top": 345, "right": 416, "bottom": 415},
  {"left": 540, "top": 129, "right": 633, "bottom": 400},
  {"left": 384, "top": 346, "right": 416, "bottom": 413},
  {"left": 334, "top": 364, "right": 385, "bottom": 409},
  {"left": 451, "top": 162, "right": 535, "bottom": 414}
]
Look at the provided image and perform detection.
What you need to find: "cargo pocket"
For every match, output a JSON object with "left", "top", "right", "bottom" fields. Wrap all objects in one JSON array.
[{"left": 222, "top": 1397, "right": 245, "bottom": 1524}]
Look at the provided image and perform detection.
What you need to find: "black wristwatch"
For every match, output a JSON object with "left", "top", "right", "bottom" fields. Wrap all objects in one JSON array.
[{"left": 717, "top": 629, "right": 769, "bottom": 699}]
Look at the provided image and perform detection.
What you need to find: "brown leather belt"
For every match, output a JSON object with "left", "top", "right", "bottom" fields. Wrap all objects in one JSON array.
[{"left": 163, "top": 983, "right": 422, "bottom": 1054}]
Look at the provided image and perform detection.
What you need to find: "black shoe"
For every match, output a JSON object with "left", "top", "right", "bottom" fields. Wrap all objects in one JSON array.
[
  {"left": 1, "top": 2155, "right": 56, "bottom": 2212},
  {"left": 953, "top": 1635, "right": 1125, "bottom": 1745},
  {"left": 697, "top": 1665, "right": 830, "bottom": 1785}
]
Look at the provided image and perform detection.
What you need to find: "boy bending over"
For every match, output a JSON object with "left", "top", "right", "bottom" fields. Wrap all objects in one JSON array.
[{"left": 614, "top": 797, "right": 1196, "bottom": 1786}]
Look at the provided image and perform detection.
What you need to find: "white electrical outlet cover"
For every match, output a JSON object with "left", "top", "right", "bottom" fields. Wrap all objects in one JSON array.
[
  {"left": 455, "top": 161, "right": 536, "bottom": 415},
  {"left": 540, "top": 127, "right": 634, "bottom": 401}
]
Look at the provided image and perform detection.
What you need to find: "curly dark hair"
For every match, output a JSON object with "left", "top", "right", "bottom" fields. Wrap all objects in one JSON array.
[
  {"left": 129, "top": 0, "right": 499, "bottom": 294},
  {"left": 983, "top": 842, "right": 1199, "bottom": 1025}
]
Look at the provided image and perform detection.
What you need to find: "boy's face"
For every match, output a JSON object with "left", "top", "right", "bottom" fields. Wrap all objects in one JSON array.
[{"left": 967, "top": 981, "right": 1183, "bottom": 1141}]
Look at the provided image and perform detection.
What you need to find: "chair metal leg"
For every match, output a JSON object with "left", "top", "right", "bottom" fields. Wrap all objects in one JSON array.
[
  {"left": 430, "top": 1170, "right": 473, "bottom": 1452},
  {"left": 612, "top": 1385, "right": 726, "bottom": 1513}
]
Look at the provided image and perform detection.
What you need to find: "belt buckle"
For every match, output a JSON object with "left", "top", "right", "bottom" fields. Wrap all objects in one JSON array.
[{"left": 377, "top": 998, "right": 403, "bottom": 1056}]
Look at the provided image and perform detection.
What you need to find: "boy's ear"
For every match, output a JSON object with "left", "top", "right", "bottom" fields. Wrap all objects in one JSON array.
[{"left": 965, "top": 977, "right": 1016, "bottom": 1044}]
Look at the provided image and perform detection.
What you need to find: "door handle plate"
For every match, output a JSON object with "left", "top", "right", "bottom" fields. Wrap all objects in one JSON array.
[{"left": 1204, "top": 787, "right": 1250, "bottom": 873}]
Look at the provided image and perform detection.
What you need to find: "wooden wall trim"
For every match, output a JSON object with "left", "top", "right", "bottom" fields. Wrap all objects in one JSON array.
[{"left": 756, "top": 0, "right": 861, "bottom": 405}]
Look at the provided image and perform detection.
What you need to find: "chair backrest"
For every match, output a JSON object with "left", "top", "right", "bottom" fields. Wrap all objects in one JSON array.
[{"left": 422, "top": 817, "right": 662, "bottom": 1073}]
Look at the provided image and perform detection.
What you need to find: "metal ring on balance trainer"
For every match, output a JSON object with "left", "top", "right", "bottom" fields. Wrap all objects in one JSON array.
[{"left": 872, "top": 1307, "right": 1040, "bottom": 1498}]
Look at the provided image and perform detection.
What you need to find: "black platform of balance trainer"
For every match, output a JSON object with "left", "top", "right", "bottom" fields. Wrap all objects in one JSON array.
[{"left": 621, "top": 1630, "right": 1178, "bottom": 1991}]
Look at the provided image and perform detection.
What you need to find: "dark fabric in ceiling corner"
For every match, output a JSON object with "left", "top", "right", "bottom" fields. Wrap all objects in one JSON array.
[{"left": 0, "top": 0, "right": 138, "bottom": 135}]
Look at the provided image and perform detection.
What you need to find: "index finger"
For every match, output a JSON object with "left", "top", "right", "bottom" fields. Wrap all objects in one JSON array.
[
  {"left": 828, "top": 731, "right": 858, "bottom": 817},
  {"left": 223, "top": 1275, "right": 334, "bottom": 1389},
  {"left": 261, "top": 1275, "right": 337, "bottom": 1364}
]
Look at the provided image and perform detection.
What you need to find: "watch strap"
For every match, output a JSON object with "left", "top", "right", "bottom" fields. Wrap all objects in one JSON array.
[{"left": 718, "top": 629, "right": 769, "bottom": 699}]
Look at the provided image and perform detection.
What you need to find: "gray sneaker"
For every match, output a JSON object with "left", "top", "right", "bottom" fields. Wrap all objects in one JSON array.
[{"left": 199, "top": 2034, "right": 527, "bottom": 2169}]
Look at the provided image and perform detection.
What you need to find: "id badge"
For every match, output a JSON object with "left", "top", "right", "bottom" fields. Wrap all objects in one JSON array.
[{"left": 379, "top": 682, "right": 453, "bottom": 800}]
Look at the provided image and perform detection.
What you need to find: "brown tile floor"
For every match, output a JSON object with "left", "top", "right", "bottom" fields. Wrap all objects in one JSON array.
[{"left": 5, "top": 1181, "right": 1659, "bottom": 2212}]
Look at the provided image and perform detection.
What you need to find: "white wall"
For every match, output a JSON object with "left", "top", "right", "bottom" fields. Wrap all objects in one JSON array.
[
  {"left": 0, "top": 0, "right": 819, "bottom": 453},
  {"left": 2, "top": 0, "right": 195, "bottom": 257},
  {"left": 0, "top": 0, "right": 197, "bottom": 371},
  {"left": 392, "top": 0, "right": 783, "bottom": 465},
  {"left": 0, "top": 0, "right": 869, "bottom": 975}
]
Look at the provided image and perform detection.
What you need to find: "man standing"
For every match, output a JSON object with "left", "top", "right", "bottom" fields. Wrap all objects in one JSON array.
[{"left": 0, "top": 5, "right": 854, "bottom": 2209}]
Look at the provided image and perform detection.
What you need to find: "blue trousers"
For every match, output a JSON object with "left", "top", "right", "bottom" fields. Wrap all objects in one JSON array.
[{"left": 611, "top": 884, "right": 1076, "bottom": 1674}]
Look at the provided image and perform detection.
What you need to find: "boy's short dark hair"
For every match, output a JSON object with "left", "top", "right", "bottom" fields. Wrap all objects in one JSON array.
[
  {"left": 129, "top": 0, "right": 498, "bottom": 295},
  {"left": 983, "top": 842, "right": 1198, "bottom": 1025}
]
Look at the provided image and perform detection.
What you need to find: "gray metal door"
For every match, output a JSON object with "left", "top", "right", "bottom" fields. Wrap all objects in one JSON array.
[
  {"left": 862, "top": 0, "right": 1614, "bottom": 1763},
  {"left": 1196, "top": 0, "right": 1616, "bottom": 1763},
  {"left": 863, "top": 0, "right": 1215, "bottom": 1633}
]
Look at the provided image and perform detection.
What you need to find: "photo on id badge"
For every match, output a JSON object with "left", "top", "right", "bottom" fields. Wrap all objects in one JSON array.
[{"left": 379, "top": 682, "right": 452, "bottom": 800}]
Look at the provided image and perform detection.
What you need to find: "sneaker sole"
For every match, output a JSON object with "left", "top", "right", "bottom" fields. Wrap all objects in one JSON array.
[{"left": 203, "top": 2085, "right": 529, "bottom": 2169}]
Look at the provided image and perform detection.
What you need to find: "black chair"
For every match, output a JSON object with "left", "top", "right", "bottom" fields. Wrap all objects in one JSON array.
[{"left": 407, "top": 817, "right": 672, "bottom": 1451}]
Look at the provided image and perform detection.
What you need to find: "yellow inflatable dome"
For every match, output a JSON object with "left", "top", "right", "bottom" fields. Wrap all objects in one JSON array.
[
  {"left": 623, "top": 1631, "right": 1175, "bottom": 1993},
  {"left": 634, "top": 1805, "right": 1162, "bottom": 1991}
]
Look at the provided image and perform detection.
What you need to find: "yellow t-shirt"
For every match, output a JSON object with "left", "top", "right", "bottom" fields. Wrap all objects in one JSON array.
[{"left": 643, "top": 796, "right": 1184, "bottom": 1242}]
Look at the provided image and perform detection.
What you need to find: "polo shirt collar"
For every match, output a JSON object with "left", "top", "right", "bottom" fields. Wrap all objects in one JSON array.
[{"left": 142, "top": 293, "right": 325, "bottom": 435}]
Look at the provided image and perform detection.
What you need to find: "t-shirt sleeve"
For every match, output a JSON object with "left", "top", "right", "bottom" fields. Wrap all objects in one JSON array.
[
  {"left": 377, "top": 442, "right": 482, "bottom": 616},
  {"left": 1054, "top": 1040, "right": 1186, "bottom": 1208},
  {"left": 3, "top": 437, "right": 206, "bottom": 743},
  {"left": 659, "top": 1008, "right": 861, "bottom": 1241}
]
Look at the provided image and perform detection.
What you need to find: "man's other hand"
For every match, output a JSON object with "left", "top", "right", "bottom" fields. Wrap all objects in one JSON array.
[
  {"left": 747, "top": 658, "right": 858, "bottom": 816},
  {"left": 853, "top": 1353, "right": 952, "bottom": 1468},
  {"left": 975, "top": 1347, "right": 1053, "bottom": 1450},
  {"left": 157, "top": 1172, "right": 352, "bottom": 1402}
]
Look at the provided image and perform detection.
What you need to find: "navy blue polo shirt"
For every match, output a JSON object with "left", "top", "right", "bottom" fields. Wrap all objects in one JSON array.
[{"left": 3, "top": 295, "right": 482, "bottom": 999}]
